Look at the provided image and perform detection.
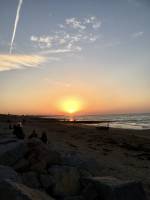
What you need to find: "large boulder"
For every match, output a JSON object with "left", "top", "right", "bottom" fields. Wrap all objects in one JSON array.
[
  {"left": 13, "top": 158, "right": 30, "bottom": 172},
  {"left": 21, "top": 171, "right": 40, "bottom": 189},
  {"left": 0, "top": 179, "right": 54, "bottom": 200},
  {"left": 0, "top": 139, "right": 27, "bottom": 166},
  {"left": 0, "top": 165, "right": 21, "bottom": 183},
  {"left": 62, "top": 152, "right": 101, "bottom": 176},
  {"left": 85, "top": 176, "right": 147, "bottom": 200},
  {"left": 27, "top": 138, "right": 61, "bottom": 172},
  {"left": 39, "top": 174, "right": 54, "bottom": 190},
  {"left": 47, "top": 150, "right": 62, "bottom": 166},
  {"left": 48, "top": 165, "right": 80, "bottom": 197},
  {"left": 81, "top": 183, "right": 98, "bottom": 200}
]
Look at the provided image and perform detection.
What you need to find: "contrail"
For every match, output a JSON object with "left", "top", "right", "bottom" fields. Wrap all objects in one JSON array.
[{"left": 9, "top": 0, "right": 23, "bottom": 54}]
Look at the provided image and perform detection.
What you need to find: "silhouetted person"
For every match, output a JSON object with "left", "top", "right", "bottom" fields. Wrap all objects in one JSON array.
[
  {"left": 9, "top": 124, "right": 12, "bottom": 129},
  {"left": 28, "top": 129, "right": 38, "bottom": 139},
  {"left": 13, "top": 122, "right": 25, "bottom": 139},
  {"left": 40, "top": 132, "right": 48, "bottom": 144}
]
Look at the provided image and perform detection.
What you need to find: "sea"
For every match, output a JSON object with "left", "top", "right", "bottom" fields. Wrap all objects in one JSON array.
[
  {"left": 46, "top": 113, "right": 150, "bottom": 130},
  {"left": 76, "top": 113, "right": 150, "bottom": 130}
]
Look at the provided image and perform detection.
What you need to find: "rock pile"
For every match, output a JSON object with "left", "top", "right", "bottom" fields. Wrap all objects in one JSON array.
[{"left": 0, "top": 137, "right": 147, "bottom": 200}]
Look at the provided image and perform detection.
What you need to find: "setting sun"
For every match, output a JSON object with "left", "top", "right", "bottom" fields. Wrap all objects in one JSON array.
[{"left": 58, "top": 97, "right": 83, "bottom": 114}]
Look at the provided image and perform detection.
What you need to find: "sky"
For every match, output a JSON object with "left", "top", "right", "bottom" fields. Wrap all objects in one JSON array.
[{"left": 0, "top": 0, "right": 150, "bottom": 115}]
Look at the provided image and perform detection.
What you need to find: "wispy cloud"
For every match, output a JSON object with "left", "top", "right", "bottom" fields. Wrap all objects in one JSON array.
[
  {"left": 0, "top": 54, "right": 46, "bottom": 71},
  {"left": 66, "top": 18, "right": 86, "bottom": 30},
  {"left": 1, "top": 16, "right": 101, "bottom": 72},
  {"left": 31, "top": 16, "right": 101, "bottom": 56},
  {"left": 30, "top": 36, "right": 53, "bottom": 48},
  {"left": 132, "top": 31, "right": 144, "bottom": 38},
  {"left": 39, "top": 49, "right": 72, "bottom": 55},
  {"left": 84, "top": 16, "right": 102, "bottom": 29}
]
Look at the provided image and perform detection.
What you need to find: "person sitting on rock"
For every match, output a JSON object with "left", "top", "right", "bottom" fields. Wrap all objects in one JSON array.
[
  {"left": 28, "top": 129, "right": 38, "bottom": 139},
  {"left": 13, "top": 122, "right": 25, "bottom": 139},
  {"left": 40, "top": 132, "right": 48, "bottom": 144}
]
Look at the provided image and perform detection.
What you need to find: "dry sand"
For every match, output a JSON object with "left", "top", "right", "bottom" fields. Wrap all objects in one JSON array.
[{"left": 0, "top": 115, "right": 150, "bottom": 198}]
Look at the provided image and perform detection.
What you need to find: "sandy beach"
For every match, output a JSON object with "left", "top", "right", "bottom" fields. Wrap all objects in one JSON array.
[{"left": 0, "top": 114, "right": 150, "bottom": 198}]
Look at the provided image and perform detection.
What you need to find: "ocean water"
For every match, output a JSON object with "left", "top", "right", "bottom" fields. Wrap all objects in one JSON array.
[
  {"left": 45, "top": 113, "right": 150, "bottom": 130},
  {"left": 76, "top": 113, "right": 150, "bottom": 130}
]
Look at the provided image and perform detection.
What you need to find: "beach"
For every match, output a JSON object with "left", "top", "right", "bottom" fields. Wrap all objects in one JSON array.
[{"left": 0, "top": 114, "right": 150, "bottom": 198}]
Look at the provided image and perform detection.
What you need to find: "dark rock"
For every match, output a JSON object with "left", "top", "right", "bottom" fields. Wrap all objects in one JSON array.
[
  {"left": 0, "top": 179, "right": 54, "bottom": 200},
  {"left": 39, "top": 174, "right": 54, "bottom": 189},
  {"left": 64, "top": 196, "right": 84, "bottom": 200},
  {"left": 0, "top": 139, "right": 27, "bottom": 166},
  {"left": 78, "top": 168, "right": 92, "bottom": 178},
  {"left": 81, "top": 183, "right": 98, "bottom": 200},
  {"left": 85, "top": 176, "right": 147, "bottom": 200},
  {"left": 48, "top": 165, "right": 80, "bottom": 197},
  {"left": 27, "top": 138, "right": 61, "bottom": 172},
  {"left": 62, "top": 152, "right": 101, "bottom": 176},
  {"left": 0, "top": 138, "right": 18, "bottom": 145},
  {"left": 27, "top": 138, "right": 50, "bottom": 172},
  {"left": 47, "top": 150, "right": 62, "bottom": 166},
  {"left": 13, "top": 158, "right": 30, "bottom": 172},
  {"left": 0, "top": 165, "right": 21, "bottom": 183},
  {"left": 21, "top": 171, "right": 41, "bottom": 189}
]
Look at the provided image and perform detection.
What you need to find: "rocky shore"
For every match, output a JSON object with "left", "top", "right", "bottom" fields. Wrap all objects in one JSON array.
[{"left": 0, "top": 115, "right": 150, "bottom": 200}]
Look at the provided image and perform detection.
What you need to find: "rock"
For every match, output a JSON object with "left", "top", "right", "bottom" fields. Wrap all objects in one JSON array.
[
  {"left": 0, "top": 179, "right": 54, "bottom": 200},
  {"left": 47, "top": 150, "right": 62, "bottom": 166},
  {"left": 81, "top": 183, "right": 98, "bottom": 200},
  {"left": 27, "top": 138, "right": 50, "bottom": 172},
  {"left": 0, "top": 138, "right": 18, "bottom": 144},
  {"left": 39, "top": 174, "right": 54, "bottom": 189},
  {"left": 27, "top": 138, "right": 61, "bottom": 172},
  {"left": 78, "top": 168, "right": 92, "bottom": 178},
  {"left": 0, "top": 139, "right": 27, "bottom": 166},
  {"left": 13, "top": 158, "right": 30, "bottom": 172},
  {"left": 64, "top": 196, "right": 84, "bottom": 200},
  {"left": 0, "top": 165, "right": 21, "bottom": 183},
  {"left": 21, "top": 171, "right": 40, "bottom": 189},
  {"left": 48, "top": 165, "right": 80, "bottom": 197},
  {"left": 85, "top": 176, "right": 147, "bottom": 200},
  {"left": 63, "top": 152, "right": 101, "bottom": 176}
]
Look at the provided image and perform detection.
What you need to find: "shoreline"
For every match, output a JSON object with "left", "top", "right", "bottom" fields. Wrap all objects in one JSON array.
[{"left": 0, "top": 115, "right": 150, "bottom": 198}]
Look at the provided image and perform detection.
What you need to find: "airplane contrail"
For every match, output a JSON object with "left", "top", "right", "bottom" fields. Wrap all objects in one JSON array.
[{"left": 9, "top": 0, "right": 23, "bottom": 54}]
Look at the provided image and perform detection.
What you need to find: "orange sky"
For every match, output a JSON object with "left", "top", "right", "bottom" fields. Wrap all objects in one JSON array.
[{"left": 0, "top": 1, "right": 150, "bottom": 115}]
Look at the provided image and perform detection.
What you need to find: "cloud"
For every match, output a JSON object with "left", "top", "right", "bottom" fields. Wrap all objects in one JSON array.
[
  {"left": 58, "top": 24, "right": 65, "bottom": 29},
  {"left": 39, "top": 49, "right": 72, "bottom": 55},
  {"left": 66, "top": 18, "right": 86, "bottom": 30},
  {"left": 30, "top": 36, "right": 53, "bottom": 48},
  {"left": 1, "top": 16, "right": 101, "bottom": 72},
  {"left": 30, "top": 16, "right": 101, "bottom": 60},
  {"left": 0, "top": 54, "right": 46, "bottom": 71},
  {"left": 132, "top": 31, "right": 144, "bottom": 38},
  {"left": 31, "top": 16, "right": 100, "bottom": 55},
  {"left": 84, "top": 16, "right": 102, "bottom": 29},
  {"left": 92, "top": 22, "right": 101, "bottom": 29}
]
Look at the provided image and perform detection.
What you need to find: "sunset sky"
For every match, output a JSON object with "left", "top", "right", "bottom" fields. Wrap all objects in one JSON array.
[{"left": 0, "top": 0, "right": 150, "bottom": 115}]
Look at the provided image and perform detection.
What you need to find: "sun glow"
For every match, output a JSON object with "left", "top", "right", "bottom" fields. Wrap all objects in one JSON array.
[{"left": 59, "top": 97, "right": 83, "bottom": 114}]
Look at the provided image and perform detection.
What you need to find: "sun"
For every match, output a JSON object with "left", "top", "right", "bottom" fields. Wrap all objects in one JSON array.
[{"left": 58, "top": 97, "right": 82, "bottom": 114}]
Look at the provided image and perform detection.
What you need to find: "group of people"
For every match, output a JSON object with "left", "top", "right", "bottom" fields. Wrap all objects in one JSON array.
[
  {"left": 12, "top": 122, "right": 48, "bottom": 144},
  {"left": 28, "top": 130, "right": 48, "bottom": 144}
]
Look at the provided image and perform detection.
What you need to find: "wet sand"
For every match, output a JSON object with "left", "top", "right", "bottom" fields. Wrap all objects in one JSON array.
[{"left": 0, "top": 115, "right": 150, "bottom": 198}]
